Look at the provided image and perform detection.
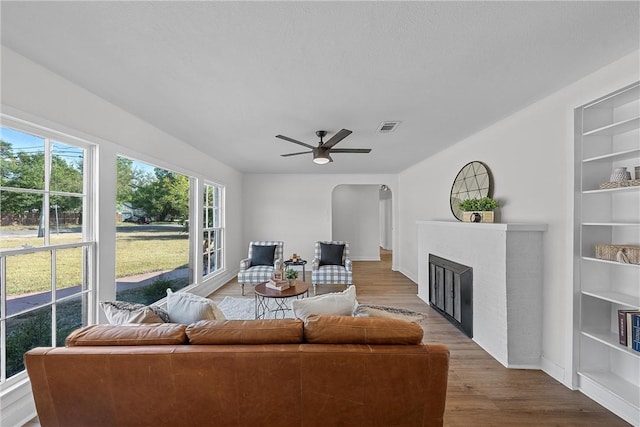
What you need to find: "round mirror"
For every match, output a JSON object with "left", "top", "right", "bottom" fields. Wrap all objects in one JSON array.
[{"left": 450, "top": 161, "right": 493, "bottom": 221}]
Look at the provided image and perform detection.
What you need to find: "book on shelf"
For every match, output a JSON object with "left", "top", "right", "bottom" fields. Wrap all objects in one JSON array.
[
  {"left": 266, "top": 278, "right": 289, "bottom": 291},
  {"left": 633, "top": 313, "right": 640, "bottom": 352},
  {"left": 618, "top": 310, "right": 640, "bottom": 347}
]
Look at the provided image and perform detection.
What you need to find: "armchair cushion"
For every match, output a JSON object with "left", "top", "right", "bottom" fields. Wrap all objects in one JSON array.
[
  {"left": 250, "top": 244, "right": 277, "bottom": 266},
  {"left": 319, "top": 243, "right": 345, "bottom": 266}
]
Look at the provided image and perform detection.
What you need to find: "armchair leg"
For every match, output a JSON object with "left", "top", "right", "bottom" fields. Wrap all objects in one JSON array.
[
  {"left": 313, "top": 284, "right": 317, "bottom": 296},
  {"left": 241, "top": 284, "right": 245, "bottom": 296}
]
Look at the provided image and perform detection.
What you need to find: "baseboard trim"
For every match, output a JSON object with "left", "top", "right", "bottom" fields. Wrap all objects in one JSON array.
[{"left": 541, "top": 356, "right": 566, "bottom": 386}]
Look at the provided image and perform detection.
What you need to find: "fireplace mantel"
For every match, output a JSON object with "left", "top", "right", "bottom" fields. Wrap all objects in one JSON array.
[{"left": 417, "top": 220, "right": 547, "bottom": 368}]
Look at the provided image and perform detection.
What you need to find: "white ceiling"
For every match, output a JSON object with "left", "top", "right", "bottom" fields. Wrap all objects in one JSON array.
[{"left": 1, "top": 1, "right": 639, "bottom": 174}]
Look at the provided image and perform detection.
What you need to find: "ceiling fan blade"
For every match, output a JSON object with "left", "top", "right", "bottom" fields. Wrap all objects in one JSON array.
[
  {"left": 321, "top": 129, "right": 352, "bottom": 149},
  {"left": 276, "top": 135, "right": 315, "bottom": 149},
  {"left": 328, "top": 148, "right": 372, "bottom": 153},
  {"left": 281, "top": 151, "right": 313, "bottom": 157}
]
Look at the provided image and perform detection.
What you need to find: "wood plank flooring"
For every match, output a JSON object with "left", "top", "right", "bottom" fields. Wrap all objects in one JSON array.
[
  {"left": 23, "top": 249, "right": 628, "bottom": 426},
  {"left": 211, "top": 249, "right": 628, "bottom": 426}
]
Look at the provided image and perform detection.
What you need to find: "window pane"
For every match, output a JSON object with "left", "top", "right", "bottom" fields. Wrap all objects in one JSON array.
[
  {"left": 56, "top": 247, "right": 84, "bottom": 297},
  {"left": 56, "top": 294, "right": 85, "bottom": 346},
  {"left": 6, "top": 306, "right": 52, "bottom": 377},
  {"left": 0, "top": 127, "right": 45, "bottom": 190},
  {"left": 116, "top": 157, "right": 190, "bottom": 305},
  {"left": 6, "top": 252, "right": 51, "bottom": 316},
  {"left": 49, "top": 194, "right": 83, "bottom": 245},
  {"left": 0, "top": 192, "right": 45, "bottom": 249},
  {"left": 51, "top": 141, "right": 84, "bottom": 193}
]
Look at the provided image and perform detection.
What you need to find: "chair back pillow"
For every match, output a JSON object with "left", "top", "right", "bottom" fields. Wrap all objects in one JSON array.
[
  {"left": 250, "top": 244, "right": 277, "bottom": 266},
  {"left": 319, "top": 243, "right": 345, "bottom": 266}
]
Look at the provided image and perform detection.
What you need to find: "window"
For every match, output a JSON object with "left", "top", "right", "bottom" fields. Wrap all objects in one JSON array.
[
  {"left": 0, "top": 123, "right": 94, "bottom": 383},
  {"left": 115, "top": 156, "right": 191, "bottom": 304},
  {"left": 203, "top": 182, "right": 224, "bottom": 277}
]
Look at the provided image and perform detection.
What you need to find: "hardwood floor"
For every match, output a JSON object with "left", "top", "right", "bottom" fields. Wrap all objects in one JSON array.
[
  {"left": 23, "top": 249, "right": 627, "bottom": 426},
  {"left": 211, "top": 249, "right": 628, "bottom": 426}
]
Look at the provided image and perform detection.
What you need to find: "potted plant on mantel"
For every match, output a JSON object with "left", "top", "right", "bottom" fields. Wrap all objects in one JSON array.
[
  {"left": 285, "top": 268, "right": 298, "bottom": 286},
  {"left": 459, "top": 197, "right": 498, "bottom": 223}
]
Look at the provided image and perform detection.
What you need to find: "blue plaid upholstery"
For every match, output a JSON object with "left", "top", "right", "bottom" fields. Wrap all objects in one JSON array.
[
  {"left": 311, "top": 241, "right": 352, "bottom": 295},
  {"left": 238, "top": 241, "right": 284, "bottom": 295}
]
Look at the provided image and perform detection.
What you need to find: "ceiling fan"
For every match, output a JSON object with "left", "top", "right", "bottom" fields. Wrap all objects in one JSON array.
[{"left": 276, "top": 129, "right": 372, "bottom": 164}]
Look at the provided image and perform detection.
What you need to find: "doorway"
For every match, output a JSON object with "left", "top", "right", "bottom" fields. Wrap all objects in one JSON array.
[{"left": 331, "top": 184, "right": 393, "bottom": 265}]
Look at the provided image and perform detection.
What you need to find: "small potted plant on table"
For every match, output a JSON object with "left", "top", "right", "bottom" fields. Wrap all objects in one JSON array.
[
  {"left": 459, "top": 197, "right": 498, "bottom": 223},
  {"left": 285, "top": 268, "right": 298, "bottom": 286}
]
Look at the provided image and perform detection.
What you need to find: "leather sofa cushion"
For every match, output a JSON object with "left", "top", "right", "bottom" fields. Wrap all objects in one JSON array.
[
  {"left": 66, "top": 323, "right": 187, "bottom": 346},
  {"left": 303, "top": 315, "right": 423, "bottom": 345},
  {"left": 186, "top": 319, "right": 303, "bottom": 344}
]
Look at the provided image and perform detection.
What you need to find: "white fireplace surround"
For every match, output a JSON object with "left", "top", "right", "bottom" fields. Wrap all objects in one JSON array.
[{"left": 417, "top": 220, "right": 547, "bottom": 368}]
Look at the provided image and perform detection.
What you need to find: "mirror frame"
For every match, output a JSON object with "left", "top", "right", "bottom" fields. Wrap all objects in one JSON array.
[{"left": 449, "top": 161, "right": 493, "bottom": 221}]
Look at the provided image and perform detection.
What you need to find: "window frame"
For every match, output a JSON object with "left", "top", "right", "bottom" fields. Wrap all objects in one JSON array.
[
  {"left": 0, "top": 116, "right": 96, "bottom": 388},
  {"left": 202, "top": 181, "right": 225, "bottom": 278}
]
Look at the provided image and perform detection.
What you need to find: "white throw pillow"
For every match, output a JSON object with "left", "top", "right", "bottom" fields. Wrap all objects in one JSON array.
[
  {"left": 166, "top": 289, "right": 226, "bottom": 324},
  {"left": 291, "top": 285, "right": 357, "bottom": 321},
  {"left": 100, "top": 301, "right": 165, "bottom": 324}
]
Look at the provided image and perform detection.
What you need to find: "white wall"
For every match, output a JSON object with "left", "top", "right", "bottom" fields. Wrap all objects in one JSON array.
[
  {"left": 332, "top": 185, "right": 380, "bottom": 260},
  {"left": 396, "top": 50, "right": 640, "bottom": 387},
  {"left": 379, "top": 188, "right": 392, "bottom": 250},
  {"left": 243, "top": 174, "right": 397, "bottom": 268},
  {"left": 0, "top": 47, "right": 244, "bottom": 425}
]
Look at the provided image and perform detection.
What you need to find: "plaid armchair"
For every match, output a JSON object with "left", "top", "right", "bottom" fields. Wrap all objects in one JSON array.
[
  {"left": 238, "top": 241, "right": 284, "bottom": 295},
  {"left": 311, "top": 241, "right": 352, "bottom": 296}
]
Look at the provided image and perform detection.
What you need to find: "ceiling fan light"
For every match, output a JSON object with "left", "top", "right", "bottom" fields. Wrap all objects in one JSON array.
[
  {"left": 313, "top": 149, "right": 331, "bottom": 164},
  {"left": 313, "top": 155, "right": 330, "bottom": 165}
]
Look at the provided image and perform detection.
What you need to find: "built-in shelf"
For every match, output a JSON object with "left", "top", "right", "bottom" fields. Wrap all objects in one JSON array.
[
  {"left": 578, "top": 371, "right": 640, "bottom": 410},
  {"left": 583, "top": 117, "right": 640, "bottom": 137},
  {"left": 582, "top": 289, "right": 640, "bottom": 308},
  {"left": 582, "top": 330, "right": 640, "bottom": 358},
  {"left": 584, "top": 84, "right": 640, "bottom": 110},
  {"left": 582, "top": 256, "right": 640, "bottom": 270},
  {"left": 574, "top": 82, "right": 640, "bottom": 426},
  {"left": 583, "top": 148, "right": 640, "bottom": 163},
  {"left": 583, "top": 186, "right": 640, "bottom": 194},
  {"left": 582, "top": 222, "right": 640, "bottom": 226}
]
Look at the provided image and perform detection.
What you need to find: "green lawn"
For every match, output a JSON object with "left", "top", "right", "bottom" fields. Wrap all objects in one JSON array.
[{"left": 1, "top": 228, "right": 189, "bottom": 297}]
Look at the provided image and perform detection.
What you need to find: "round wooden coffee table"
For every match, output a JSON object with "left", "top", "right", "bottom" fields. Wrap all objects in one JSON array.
[{"left": 254, "top": 282, "right": 309, "bottom": 319}]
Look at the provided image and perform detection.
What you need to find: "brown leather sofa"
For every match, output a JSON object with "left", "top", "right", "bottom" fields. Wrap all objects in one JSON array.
[{"left": 25, "top": 316, "right": 450, "bottom": 427}]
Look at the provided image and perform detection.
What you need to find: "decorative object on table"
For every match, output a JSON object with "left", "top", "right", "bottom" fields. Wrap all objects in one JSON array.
[
  {"left": 610, "top": 167, "right": 632, "bottom": 182},
  {"left": 450, "top": 161, "right": 493, "bottom": 221},
  {"left": 290, "top": 253, "right": 301, "bottom": 262},
  {"left": 458, "top": 197, "right": 498, "bottom": 223},
  {"left": 595, "top": 244, "right": 640, "bottom": 265},
  {"left": 285, "top": 267, "right": 298, "bottom": 286},
  {"left": 266, "top": 277, "right": 290, "bottom": 291}
]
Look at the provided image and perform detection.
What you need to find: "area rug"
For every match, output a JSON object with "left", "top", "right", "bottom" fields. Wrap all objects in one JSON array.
[
  {"left": 217, "top": 296, "right": 293, "bottom": 320},
  {"left": 217, "top": 296, "right": 426, "bottom": 322}
]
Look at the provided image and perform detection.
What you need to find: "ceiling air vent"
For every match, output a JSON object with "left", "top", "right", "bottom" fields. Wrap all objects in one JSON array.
[{"left": 377, "top": 121, "right": 401, "bottom": 133}]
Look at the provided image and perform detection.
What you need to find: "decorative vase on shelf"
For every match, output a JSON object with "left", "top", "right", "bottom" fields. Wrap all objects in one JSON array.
[{"left": 610, "top": 167, "right": 631, "bottom": 182}]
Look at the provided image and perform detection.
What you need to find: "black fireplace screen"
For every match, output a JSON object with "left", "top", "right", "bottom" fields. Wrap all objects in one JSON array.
[{"left": 428, "top": 254, "right": 473, "bottom": 338}]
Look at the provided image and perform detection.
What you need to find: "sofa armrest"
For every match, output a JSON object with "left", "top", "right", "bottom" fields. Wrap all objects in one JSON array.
[
  {"left": 274, "top": 257, "right": 283, "bottom": 270},
  {"left": 311, "top": 258, "right": 320, "bottom": 270},
  {"left": 344, "top": 258, "right": 352, "bottom": 271},
  {"left": 240, "top": 257, "right": 250, "bottom": 270}
]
